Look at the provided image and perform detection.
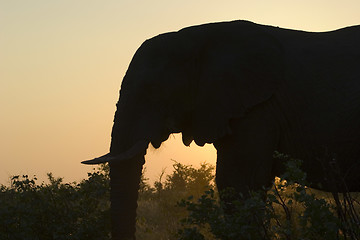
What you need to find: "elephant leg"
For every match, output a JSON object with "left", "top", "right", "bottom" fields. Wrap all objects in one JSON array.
[
  {"left": 109, "top": 155, "right": 145, "bottom": 240},
  {"left": 214, "top": 103, "right": 280, "bottom": 205}
]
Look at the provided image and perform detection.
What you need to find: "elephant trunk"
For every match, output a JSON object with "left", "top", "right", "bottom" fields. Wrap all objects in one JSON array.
[{"left": 109, "top": 154, "right": 144, "bottom": 240}]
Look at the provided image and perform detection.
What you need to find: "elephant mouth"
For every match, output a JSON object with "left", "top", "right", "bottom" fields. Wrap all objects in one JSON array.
[{"left": 81, "top": 140, "right": 149, "bottom": 165}]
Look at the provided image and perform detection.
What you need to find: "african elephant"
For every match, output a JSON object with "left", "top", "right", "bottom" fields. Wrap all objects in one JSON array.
[{"left": 82, "top": 20, "right": 360, "bottom": 239}]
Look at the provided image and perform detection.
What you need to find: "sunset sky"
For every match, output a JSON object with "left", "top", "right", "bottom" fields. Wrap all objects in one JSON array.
[{"left": 1, "top": 0, "right": 359, "bottom": 184}]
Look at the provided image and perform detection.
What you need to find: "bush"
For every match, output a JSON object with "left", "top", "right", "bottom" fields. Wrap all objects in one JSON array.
[
  {"left": 178, "top": 153, "right": 360, "bottom": 240},
  {"left": 0, "top": 161, "right": 215, "bottom": 240},
  {"left": 136, "top": 161, "right": 215, "bottom": 240},
  {"left": 0, "top": 165, "right": 111, "bottom": 240},
  {"left": 1, "top": 156, "right": 358, "bottom": 239}
]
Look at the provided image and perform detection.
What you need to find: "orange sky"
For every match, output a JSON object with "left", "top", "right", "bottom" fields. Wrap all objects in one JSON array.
[{"left": 1, "top": 0, "right": 359, "bottom": 184}]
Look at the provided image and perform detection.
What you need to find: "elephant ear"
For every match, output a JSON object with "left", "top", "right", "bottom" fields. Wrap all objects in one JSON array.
[{"left": 192, "top": 33, "right": 284, "bottom": 146}]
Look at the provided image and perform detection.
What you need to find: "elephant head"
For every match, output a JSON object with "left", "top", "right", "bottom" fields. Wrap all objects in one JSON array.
[{"left": 82, "top": 21, "right": 284, "bottom": 239}]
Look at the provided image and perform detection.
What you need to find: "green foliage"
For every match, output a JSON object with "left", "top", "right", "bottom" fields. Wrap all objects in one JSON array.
[
  {"left": 179, "top": 189, "right": 275, "bottom": 240},
  {"left": 0, "top": 161, "right": 214, "bottom": 240},
  {"left": 178, "top": 153, "right": 360, "bottom": 240},
  {"left": 136, "top": 161, "right": 215, "bottom": 240},
  {"left": 0, "top": 165, "right": 111, "bottom": 240},
  {"left": 1, "top": 157, "right": 359, "bottom": 239}
]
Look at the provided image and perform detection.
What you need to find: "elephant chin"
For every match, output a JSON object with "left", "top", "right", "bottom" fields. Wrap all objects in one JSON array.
[{"left": 81, "top": 140, "right": 149, "bottom": 165}]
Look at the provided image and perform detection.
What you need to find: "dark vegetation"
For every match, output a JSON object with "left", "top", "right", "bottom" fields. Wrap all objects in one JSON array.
[
  {"left": 179, "top": 153, "right": 360, "bottom": 240},
  {"left": 1, "top": 156, "right": 359, "bottom": 240},
  {"left": 0, "top": 169, "right": 111, "bottom": 240}
]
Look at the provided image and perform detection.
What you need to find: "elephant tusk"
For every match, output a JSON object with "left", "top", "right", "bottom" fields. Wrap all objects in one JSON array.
[
  {"left": 81, "top": 153, "right": 116, "bottom": 165},
  {"left": 81, "top": 140, "right": 149, "bottom": 165}
]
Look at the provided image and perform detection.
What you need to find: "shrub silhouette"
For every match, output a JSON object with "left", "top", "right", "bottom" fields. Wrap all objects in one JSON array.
[
  {"left": 0, "top": 156, "right": 358, "bottom": 239},
  {"left": 178, "top": 153, "right": 360, "bottom": 240}
]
